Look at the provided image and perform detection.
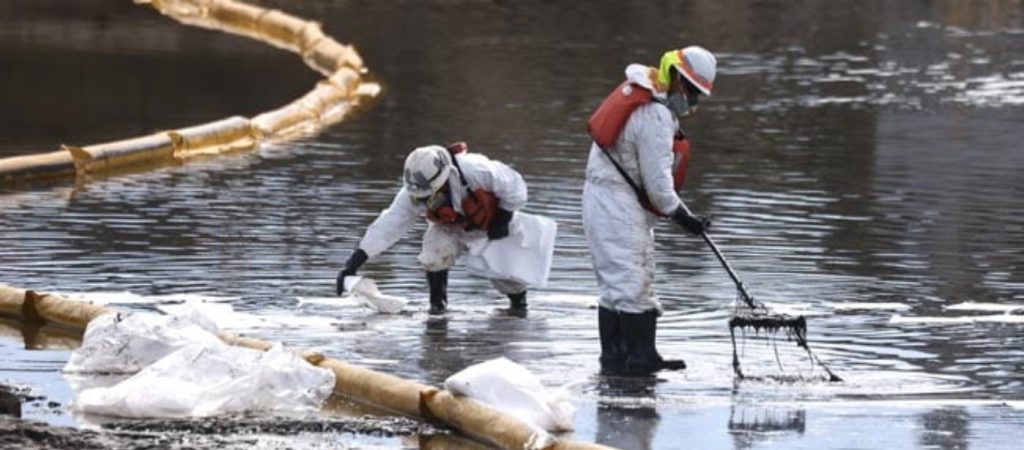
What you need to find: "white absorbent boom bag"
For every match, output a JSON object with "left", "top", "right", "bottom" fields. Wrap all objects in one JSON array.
[{"left": 465, "top": 212, "right": 557, "bottom": 288}]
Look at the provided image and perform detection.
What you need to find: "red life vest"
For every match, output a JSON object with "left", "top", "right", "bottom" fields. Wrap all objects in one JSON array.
[
  {"left": 672, "top": 133, "right": 691, "bottom": 190},
  {"left": 587, "top": 82, "right": 692, "bottom": 193},
  {"left": 424, "top": 142, "right": 500, "bottom": 231},
  {"left": 588, "top": 82, "right": 654, "bottom": 151}
]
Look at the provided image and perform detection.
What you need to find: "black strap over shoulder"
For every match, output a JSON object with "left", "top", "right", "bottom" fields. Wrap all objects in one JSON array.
[
  {"left": 599, "top": 97, "right": 674, "bottom": 216},
  {"left": 447, "top": 150, "right": 477, "bottom": 200},
  {"left": 600, "top": 149, "right": 666, "bottom": 218},
  {"left": 602, "top": 151, "right": 646, "bottom": 202}
]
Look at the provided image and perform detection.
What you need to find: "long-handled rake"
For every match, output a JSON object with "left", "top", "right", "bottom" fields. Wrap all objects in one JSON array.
[{"left": 699, "top": 231, "right": 841, "bottom": 382}]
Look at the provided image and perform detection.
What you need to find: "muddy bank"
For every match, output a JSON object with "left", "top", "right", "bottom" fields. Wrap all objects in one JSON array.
[
  {"left": 1, "top": 412, "right": 447, "bottom": 450},
  {"left": 1, "top": 385, "right": 25, "bottom": 417},
  {"left": 1, "top": 383, "right": 62, "bottom": 419},
  {"left": 0, "top": 416, "right": 248, "bottom": 450},
  {"left": 103, "top": 413, "right": 437, "bottom": 437},
  {"left": 1, "top": 379, "right": 446, "bottom": 450}
]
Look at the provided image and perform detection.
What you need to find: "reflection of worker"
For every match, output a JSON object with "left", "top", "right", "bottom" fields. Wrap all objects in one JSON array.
[
  {"left": 595, "top": 376, "right": 660, "bottom": 449},
  {"left": 419, "top": 313, "right": 544, "bottom": 385},
  {"left": 336, "top": 143, "right": 529, "bottom": 314},
  {"left": 583, "top": 46, "right": 716, "bottom": 374}
]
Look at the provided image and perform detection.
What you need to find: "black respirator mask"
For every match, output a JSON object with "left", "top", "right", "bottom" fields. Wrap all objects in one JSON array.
[{"left": 666, "top": 70, "right": 701, "bottom": 118}]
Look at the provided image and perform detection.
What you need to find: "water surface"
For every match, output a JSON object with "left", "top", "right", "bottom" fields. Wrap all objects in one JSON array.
[{"left": 2, "top": 1, "right": 1023, "bottom": 448}]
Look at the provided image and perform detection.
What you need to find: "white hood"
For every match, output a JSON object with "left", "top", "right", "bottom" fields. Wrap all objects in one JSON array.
[{"left": 624, "top": 64, "right": 666, "bottom": 100}]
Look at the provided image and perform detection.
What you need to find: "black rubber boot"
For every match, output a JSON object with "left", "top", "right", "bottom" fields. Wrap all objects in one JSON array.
[
  {"left": 426, "top": 270, "right": 448, "bottom": 315},
  {"left": 621, "top": 310, "right": 686, "bottom": 375},
  {"left": 598, "top": 307, "right": 627, "bottom": 374},
  {"left": 507, "top": 291, "right": 528, "bottom": 315}
]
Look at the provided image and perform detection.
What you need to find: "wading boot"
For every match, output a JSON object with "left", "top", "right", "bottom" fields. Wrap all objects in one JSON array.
[
  {"left": 427, "top": 270, "right": 448, "bottom": 315},
  {"left": 598, "top": 307, "right": 627, "bottom": 375},
  {"left": 507, "top": 291, "right": 528, "bottom": 316},
  {"left": 621, "top": 309, "right": 686, "bottom": 375}
]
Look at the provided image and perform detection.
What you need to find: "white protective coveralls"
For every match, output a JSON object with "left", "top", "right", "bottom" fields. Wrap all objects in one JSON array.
[
  {"left": 583, "top": 64, "right": 683, "bottom": 314},
  {"left": 359, "top": 152, "right": 530, "bottom": 294}
]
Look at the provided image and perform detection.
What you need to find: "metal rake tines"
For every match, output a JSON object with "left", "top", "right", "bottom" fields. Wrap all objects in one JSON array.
[
  {"left": 706, "top": 237, "right": 842, "bottom": 382},
  {"left": 728, "top": 311, "right": 842, "bottom": 382},
  {"left": 728, "top": 313, "right": 810, "bottom": 380},
  {"left": 729, "top": 314, "right": 808, "bottom": 347}
]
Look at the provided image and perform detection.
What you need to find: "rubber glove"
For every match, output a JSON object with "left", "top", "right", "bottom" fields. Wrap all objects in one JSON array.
[
  {"left": 671, "top": 206, "right": 711, "bottom": 236},
  {"left": 336, "top": 248, "right": 368, "bottom": 295},
  {"left": 487, "top": 208, "right": 514, "bottom": 240}
]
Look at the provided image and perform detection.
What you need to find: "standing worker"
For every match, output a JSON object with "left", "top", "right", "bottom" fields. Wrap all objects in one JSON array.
[
  {"left": 336, "top": 143, "right": 555, "bottom": 315},
  {"left": 583, "top": 46, "right": 716, "bottom": 375}
]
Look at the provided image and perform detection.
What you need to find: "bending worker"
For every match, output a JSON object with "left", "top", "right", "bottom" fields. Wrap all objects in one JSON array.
[
  {"left": 583, "top": 46, "right": 716, "bottom": 374},
  {"left": 336, "top": 143, "right": 538, "bottom": 315}
]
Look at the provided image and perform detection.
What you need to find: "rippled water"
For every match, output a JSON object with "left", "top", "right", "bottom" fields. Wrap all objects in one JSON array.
[{"left": 2, "top": 1, "right": 1023, "bottom": 448}]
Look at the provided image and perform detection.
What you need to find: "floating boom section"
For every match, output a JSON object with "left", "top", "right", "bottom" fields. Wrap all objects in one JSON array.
[
  {"left": 0, "top": 283, "right": 616, "bottom": 450},
  {"left": 0, "top": 0, "right": 379, "bottom": 186}
]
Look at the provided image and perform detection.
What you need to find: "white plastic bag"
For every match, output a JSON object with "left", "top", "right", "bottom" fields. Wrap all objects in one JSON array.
[
  {"left": 465, "top": 212, "right": 557, "bottom": 288},
  {"left": 344, "top": 276, "right": 407, "bottom": 314},
  {"left": 64, "top": 310, "right": 223, "bottom": 374},
  {"left": 444, "top": 357, "right": 576, "bottom": 432},
  {"left": 72, "top": 343, "right": 335, "bottom": 418}
]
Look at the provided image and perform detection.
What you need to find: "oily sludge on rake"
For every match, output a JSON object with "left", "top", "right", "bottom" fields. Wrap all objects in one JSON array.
[{"left": 700, "top": 232, "right": 842, "bottom": 383}]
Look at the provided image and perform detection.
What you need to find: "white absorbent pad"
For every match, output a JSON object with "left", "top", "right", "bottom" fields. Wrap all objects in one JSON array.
[
  {"left": 465, "top": 212, "right": 557, "bottom": 288},
  {"left": 64, "top": 310, "right": 223, "bottom": 374},
  {"left": 444, "top": 357, "right": 576, "bottom": 432},
  {"left": 344, "top": 276, "right": 407, "bottom": 314},
  {"left": 72, "top": 342, "right": 335, "bottom": 418}
]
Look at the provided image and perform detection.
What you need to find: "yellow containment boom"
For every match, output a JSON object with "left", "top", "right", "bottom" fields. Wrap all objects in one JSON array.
[
  {"left": 0, "top": 283, "right": 618, "bottom": 450},
  {"left": 0, "top": 0, "right": 379, "bottom": 186}
]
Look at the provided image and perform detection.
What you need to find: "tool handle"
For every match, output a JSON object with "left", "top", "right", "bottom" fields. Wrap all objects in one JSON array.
[{"left": 700, "top": 232, "right": 757, "bottom": 309}]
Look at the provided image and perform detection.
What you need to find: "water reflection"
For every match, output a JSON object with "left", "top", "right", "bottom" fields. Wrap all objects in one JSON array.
[
  {"left": 729, "top": 404, "right": 806, "bottom": 450},
  {"left": 416, "top": 310, "right": 549, "bottom": 385},
  {"left": 595, "top": 377, "right": 661, "bottom": 450},
  {"left": 918, "top": 406, "right": 969, "bottom": 450},
  {"left": 417, "top": 433, "right": 491, "bottom": 450},
  {"left": 0, "top": 319, "right": 80, "bottom": 351}
]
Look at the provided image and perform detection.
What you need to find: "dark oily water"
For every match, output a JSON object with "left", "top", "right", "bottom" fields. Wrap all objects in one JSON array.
[{"left": 2, "top": 1, "right": 1023, "bottom": 449}]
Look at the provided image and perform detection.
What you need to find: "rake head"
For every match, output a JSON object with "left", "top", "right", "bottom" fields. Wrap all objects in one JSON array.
[
  {"left": 728, "top": 299, "right": 841, "bottom": 382},
  {"left": 728, "top": 293, "right": 807, "bottom": 344},
  {"left": 698, "top": 232, "right": 841, "bottom": 382},
  {"left": 729, "top": 314, "right": 807, "bottom": 347}
]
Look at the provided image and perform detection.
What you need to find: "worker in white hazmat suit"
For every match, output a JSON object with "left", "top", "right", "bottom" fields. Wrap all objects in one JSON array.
[
  {"left": 336, "top": 143, "right": 531, "bottom": 315},
  {"left": 583, "top": 46, "right": 716, "bottom": 374}
]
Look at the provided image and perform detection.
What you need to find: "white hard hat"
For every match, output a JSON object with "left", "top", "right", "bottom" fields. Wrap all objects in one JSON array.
[
  {"left": 403, "top": 145, "right": 452, "bottom": 198},
  {"left": 678, "top": 46, "right": 717, "bottom": 96}
]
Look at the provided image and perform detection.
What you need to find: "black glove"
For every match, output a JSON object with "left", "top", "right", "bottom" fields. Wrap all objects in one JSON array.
[
  {"left": 336, "top": 248, "right": 368, "bottom": 295},
  {"left": 671, "top": 206, "right": 711, "bottom": 236},
  {"left": 487, "top": 208, "right": 514, "bottom": 240}
]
